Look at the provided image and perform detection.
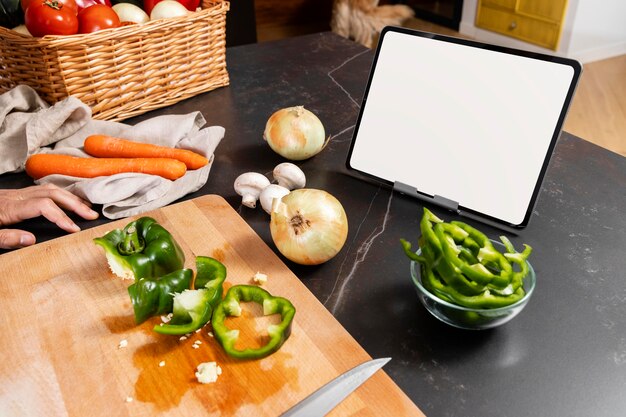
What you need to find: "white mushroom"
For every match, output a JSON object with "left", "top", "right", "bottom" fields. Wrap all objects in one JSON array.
[
  {"left": 272, "top": 162, "right": 306, "bottom": 190},
  {"left": 259, "top": 184, "right": 290, "bottom": 214},
  {"left": 234, "top": 172, "right": 270, "bottom": 208}
]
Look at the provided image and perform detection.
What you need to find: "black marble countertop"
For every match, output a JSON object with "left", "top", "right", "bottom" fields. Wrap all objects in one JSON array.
[{"left": 2, "top": 32, "right": 625, "bottom": 417}]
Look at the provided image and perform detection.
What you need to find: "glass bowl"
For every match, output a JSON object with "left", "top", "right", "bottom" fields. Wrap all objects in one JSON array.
[{"left": 410, "top": 242, "right": 536, "bottom": 330}]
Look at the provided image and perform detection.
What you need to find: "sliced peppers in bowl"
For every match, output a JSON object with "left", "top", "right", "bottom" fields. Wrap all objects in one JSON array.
[{"left": 401, "top": 208, "right": 536, "bottom": 330}]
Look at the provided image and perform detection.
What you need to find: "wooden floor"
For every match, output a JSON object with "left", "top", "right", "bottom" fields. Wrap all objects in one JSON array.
[
  {"left": 563, "top": 55, "right": 626, "bottom": 156},
  {"left": 258, "top": 17, "right": 626, "bottom": 157}
]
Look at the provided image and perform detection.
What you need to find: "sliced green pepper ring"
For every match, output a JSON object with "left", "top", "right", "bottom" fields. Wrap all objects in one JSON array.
[
  {"left": 422, "top": 264, "right": 525, "bottom": 309},
  {"left": 400, "top": 239, "right": 427, "bottom": 264},
  {"left": 212, "top": 285, "right": 296, "bottom": 360},
  {"left": 420, "top": 208, "right": 444, "bottom": 258},
  {"left": 419, "top": 211, "right": 468, "bottom": 288},
  {"left": 499, "top": 236, "right": 533, "bottom": 294},
  {"left": 433, "top": 223, "right": 492, "bottom": 295},
  {"left": 448, "top": 222, "right": 513, "bottom": 289}
]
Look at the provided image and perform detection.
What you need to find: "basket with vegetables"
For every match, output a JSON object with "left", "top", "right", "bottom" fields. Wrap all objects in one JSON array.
[{"left": 0, "top": 0, "right": 229, "bottom": 121}]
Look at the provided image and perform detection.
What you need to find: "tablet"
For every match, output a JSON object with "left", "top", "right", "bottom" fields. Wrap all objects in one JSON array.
[{"left": 346, "top": 27, "right": 581, "bottom": 228}]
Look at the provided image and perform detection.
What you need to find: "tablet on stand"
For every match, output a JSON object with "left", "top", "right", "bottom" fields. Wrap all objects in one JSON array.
[{"left": 346, "top": 27, "right": 582, "bottom": 229}]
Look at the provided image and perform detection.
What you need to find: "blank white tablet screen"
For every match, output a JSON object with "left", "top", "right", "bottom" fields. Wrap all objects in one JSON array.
[{"left": 349, "top": 30, "right": 576, "bottom": 225}]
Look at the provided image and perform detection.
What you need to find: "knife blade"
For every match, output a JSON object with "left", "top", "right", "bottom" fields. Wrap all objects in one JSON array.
[{"left": 279, "top": 357, "right": 391, "bottom": 417}]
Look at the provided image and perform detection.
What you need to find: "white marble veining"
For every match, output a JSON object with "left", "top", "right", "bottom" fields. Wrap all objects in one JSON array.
[
  {"left": 326, "top": 49, "right": 369, "bottom": 109},
  {"left": 325, "top": 188, "right": 394, "bottom": 314},
  {"left": 323, "top": 47, "right": 398, "bottom": 315}
]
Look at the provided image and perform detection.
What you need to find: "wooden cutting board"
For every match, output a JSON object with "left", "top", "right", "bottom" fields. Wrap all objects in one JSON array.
[{"left": 0, "top": 195, "right": 424, "bottom": 417}]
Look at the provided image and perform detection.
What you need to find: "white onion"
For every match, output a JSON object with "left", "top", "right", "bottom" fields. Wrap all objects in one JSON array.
[
  {"left": 113, "top": 3, "right": 150, "bottom": 24},
  {"left": 263, "top": 106, "right": 326, "bottom": 161},
  {"left": 270, "top": 189, "right": 348, "bottom": 265},
  {"left": 150, "top": 1, "right": 189, "bottom": 20}
]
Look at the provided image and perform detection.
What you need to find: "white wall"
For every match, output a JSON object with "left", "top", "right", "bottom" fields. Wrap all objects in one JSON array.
[
  {"left": 460, "top": 0, "right": 626, "bottom": 63},
  {"left": 565, "top": 0, "right": 626, "bottom": 62}
]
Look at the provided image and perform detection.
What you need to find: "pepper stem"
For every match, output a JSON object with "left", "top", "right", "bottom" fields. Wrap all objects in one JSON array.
[{"left": 118, "top": 225, "right": 145, "bottom": 255}]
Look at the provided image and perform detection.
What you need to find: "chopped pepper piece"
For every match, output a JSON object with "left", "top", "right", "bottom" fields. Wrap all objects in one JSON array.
[
  {"left": 94, "top": 217, "right": 185, "bottom": 280},
  {"left": 153, "top": 288, "right": 214, "bottom": 335},
  {"left": 153, "top": 256, "right": 226, "bottom": 335},
  {"left": 194, "top": 254, "right": 227, "bottom": 291},
  {"left": 127, "top": 268, "right": 193, "bottom": 324},
  {"left": 401, "top": 208, "right": 533, "bottom": 309},
  {"left": 212, "top": 285, "right": 295, "bottom": 360}
]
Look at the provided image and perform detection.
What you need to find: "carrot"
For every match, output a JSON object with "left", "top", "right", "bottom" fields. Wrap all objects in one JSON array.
[
  {"left": 25, "top": 154, "right": 187, "bottom": 181},
  {"left": 83, "top": 135, "right": 209, "bottom": 170}
]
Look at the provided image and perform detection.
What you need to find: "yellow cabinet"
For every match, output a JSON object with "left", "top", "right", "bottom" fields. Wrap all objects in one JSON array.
[{"left": 476, "top": 0, "right": 568, "bottom": 50}]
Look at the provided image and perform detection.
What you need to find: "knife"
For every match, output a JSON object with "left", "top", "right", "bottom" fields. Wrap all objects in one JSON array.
[{"left": 279, "top": 357, "right": 391, "bottom": 417}]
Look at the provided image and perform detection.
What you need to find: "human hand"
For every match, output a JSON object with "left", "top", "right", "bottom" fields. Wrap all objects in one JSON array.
[{"left": 0, "top": 184, "right": 99, "bottom": 249}]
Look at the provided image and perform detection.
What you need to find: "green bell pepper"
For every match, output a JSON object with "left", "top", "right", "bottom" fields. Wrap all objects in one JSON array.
[
  {"left": 153, "top": 256, "right": 226, "bottom": 335},
  {"left": 401, "top": 208, "right": 533, "bottom": 309},
  {"left": 212, "top": 285, "right": 296, "bottom": 360},
  {"left": 127, "top": 268, "right": 193, "bottom": 324},
  {"left": 94, "top": 217, "right": 185, "bottom": 281}
]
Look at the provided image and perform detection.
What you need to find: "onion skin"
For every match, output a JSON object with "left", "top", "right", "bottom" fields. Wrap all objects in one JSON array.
[
  {"left": 263, "top": 106, "right": 326, "bottom": 161},
  {"left": 270, "top": 189, "right": 348, "bottom": 265}
]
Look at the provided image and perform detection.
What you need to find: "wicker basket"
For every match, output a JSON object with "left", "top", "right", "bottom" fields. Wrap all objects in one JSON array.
[{"left": 0, "top": 1, "right": 230, "bottom": 121}]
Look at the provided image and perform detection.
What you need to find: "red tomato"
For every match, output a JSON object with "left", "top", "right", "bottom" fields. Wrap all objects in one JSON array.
[
  {"left": 143, "top": 0, "right": 199, "bottom": 15},
  {"left": 25, "top": 0, "right": 79, "bottom": 37},
  {"left": 22, "top": 0, "right": 78, "bottom": 14},
  {"left": 77, "top": 4, "right": 120, "bottom": 33},
  {"left": 142, "top": 0, "right": 158, "bottom": 15}
]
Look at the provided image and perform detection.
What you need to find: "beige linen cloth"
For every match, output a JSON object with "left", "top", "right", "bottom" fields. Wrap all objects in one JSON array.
[{"left": 0, "top": 85, "right": 224, "bottom": 219}]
